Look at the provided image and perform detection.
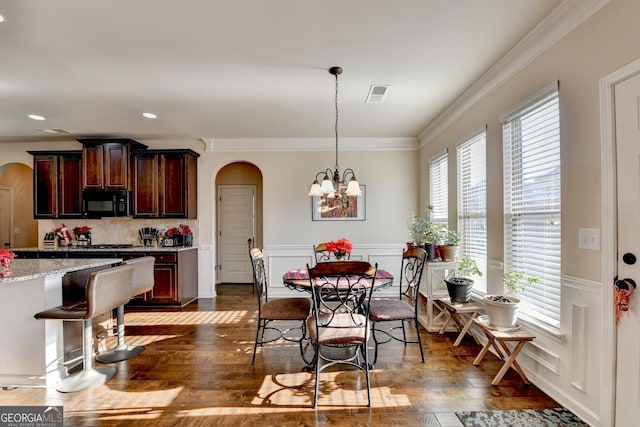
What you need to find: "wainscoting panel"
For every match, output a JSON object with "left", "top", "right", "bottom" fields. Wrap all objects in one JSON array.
[
  {"left": 522, "top": 341, "right": 560, "bottom": 376},
  {"left": 571, "top": 304, "right": 588, "bottom": 391}
]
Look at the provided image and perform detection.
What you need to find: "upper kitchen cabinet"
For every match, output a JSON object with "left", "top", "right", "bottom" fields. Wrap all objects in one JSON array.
[
  {"left": 132, "top": 152, "right": 159, "bottom": 217},
  {"left": 132, "top": 149, "right": 199, "bottom": 219},
  {"left": 28, "top": 151, "right": 83, "bottom": 219},
  {"left": 78, "top": 138, "right": 147, "bottom": 190}
]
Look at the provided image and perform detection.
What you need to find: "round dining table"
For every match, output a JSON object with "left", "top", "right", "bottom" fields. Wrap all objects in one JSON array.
[{"left": 282, "top": 265, "right": 394, "bottom": 293}]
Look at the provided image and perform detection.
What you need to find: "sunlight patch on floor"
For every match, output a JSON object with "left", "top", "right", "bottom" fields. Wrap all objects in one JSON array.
[
  {"left": 65, "top": 387, "right": 184, "bottom": 417},
  {"left": 100, "top": 334, "right": 180, "bottom": 347},
  {"left": 247, "top": 371, "right": 412, "bottom": 408},
  {"left": 125, "top": 310, "right": 249, "bottom": 325}
]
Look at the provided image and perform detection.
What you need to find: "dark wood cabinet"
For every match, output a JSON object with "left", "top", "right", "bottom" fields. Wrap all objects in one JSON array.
[
  {"left": 58, "top": 154, "right": 83, "bottom": 217},
  {"left": 132, "top": 149, "right": 198, "bottom": 219},
  {"left": 143, "top": 251, "right": 198, "bottom": 306},
  {"left": 160, "top": 151, "right": 197, "bottom": 218},
  {"left": 132, "top": 153, "right": 159, "bottom": 217},
  {"left": 28, "top": 140, "right": 198, "bottom": 219},
  {"left": 32, "top": 155, "right": 57, "bottom": 218},
  {"left": 149, "top": 262, "right": 178, "bottom": 303},
  {"left": 81, "top": 142, "right": 129, "bottom": 190},
  {"left": 29, "top": 151, "right": 83, "bottom": 219}
]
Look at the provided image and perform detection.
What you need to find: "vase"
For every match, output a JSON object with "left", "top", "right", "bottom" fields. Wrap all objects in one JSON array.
[
  {"left": 335, "top": 252, "right": 345, "bottom": 260},
  {"left": 421, "top": 243, "right": 436, "bottom": 261},
  {"left": 1, "top": 258, "right": 11, "bottom": 277},
  {"left": 439, "top": 245, "right": 459, "bottom": 262},
  {"left": 483, "top": 295, "right": 520, "bottom": 328},
  {"left": 445, "top": 277, "right": 474, "bottom": 303}
]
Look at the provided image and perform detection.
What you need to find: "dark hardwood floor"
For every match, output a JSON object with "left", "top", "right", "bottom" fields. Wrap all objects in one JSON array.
[{"left": 1, "top": 284, "right": 560, "bottom": 426}]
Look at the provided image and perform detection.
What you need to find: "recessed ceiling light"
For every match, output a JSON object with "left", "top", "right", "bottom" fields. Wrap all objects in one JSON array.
[
  {"left": 28, "top": 114, "right": 46, "bottom": 121},
  {"left": 0, "top": 14, "right": 5, "bottom": 23},
  {"left": 142, "top": 112, "right": 157, "bottom": 119}
]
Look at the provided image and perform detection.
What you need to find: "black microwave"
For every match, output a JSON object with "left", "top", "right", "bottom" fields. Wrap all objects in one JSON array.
[{"left": 82, "top": 190, "right": 132, "bottom": 218}]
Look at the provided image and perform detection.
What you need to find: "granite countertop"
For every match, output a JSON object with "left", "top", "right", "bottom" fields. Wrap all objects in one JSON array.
[
  {"left": 0, "top": 258, "right": 123, "bottom": 283},
  {"left": 12, "top": 246, "right": 197, "bottom": 253}
]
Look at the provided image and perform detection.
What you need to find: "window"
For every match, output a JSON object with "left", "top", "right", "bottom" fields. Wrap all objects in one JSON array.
[
  {"left": 457, "top": 128, "right": 487, "bottom": 292},
  {"left": 429, "top": 150, "right": 448, "bottom": 226},
  {"left": 501, "top": 82, "right": 561, "bottom": 328}
]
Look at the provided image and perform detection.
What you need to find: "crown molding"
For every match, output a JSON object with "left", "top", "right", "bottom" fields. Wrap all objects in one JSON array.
[
  {"left": 418, "top": 0, "right": 610, "bottom": 147},
  {"left": 201, "top": 137, "right": 417, "bottom": 152}
]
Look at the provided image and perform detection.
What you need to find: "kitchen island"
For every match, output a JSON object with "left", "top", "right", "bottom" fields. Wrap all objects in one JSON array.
[
  {"left": 12, "top": 246, "right": 198, "bottom": 307},
  {"left": 0, "top": 258, "right": 122, "bottom": 387}
]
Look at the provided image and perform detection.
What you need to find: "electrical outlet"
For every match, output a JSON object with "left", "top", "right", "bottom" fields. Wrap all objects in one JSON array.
[{"left": 579, "top": 228, "right": 600, "bottom": 250}]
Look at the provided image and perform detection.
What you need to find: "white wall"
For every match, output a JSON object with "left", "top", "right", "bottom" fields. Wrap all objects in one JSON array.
[
  {"left": 417, "top": 0, "right": 637, "bottom": 424},
  {"left": 196, "top": 138, "right": 420, "bottom": 298}
]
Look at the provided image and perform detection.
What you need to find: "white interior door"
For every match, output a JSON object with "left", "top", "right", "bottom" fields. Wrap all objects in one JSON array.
[
  {"left": 217, "top": 185, "right": 255, "bottom": 283},
  {"left": 0, "top": 187, "right": 12, "bottom": 248},
  {"left": 614, "top": 71, "right": 640, "bottom": 424}
]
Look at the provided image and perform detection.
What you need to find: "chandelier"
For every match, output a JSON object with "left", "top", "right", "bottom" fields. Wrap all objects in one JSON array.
[{"left": 308, "top": 66, "right": 362, "bottom": 198}]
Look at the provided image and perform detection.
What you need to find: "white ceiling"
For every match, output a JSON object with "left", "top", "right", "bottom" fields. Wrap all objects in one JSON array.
[{"left": 0, "top": 0, "right": 564, "bottom": 144}]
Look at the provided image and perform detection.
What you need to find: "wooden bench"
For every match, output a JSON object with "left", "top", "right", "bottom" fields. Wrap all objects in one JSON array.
[
  {"left": 434, "top": 298, "right": 483, "bottom": 346},
  {"left": 472, "top": 316, "right": 535, "bottom": 385}
]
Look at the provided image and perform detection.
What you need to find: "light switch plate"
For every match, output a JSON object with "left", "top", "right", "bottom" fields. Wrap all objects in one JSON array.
[{"left": 579, "top": 228, "right": 600, "bottom": 250}]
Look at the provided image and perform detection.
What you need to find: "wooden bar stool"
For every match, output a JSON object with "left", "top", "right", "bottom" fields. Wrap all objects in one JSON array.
[
  {"left": 97, "top": 256, "right": 155, "bottom": 363},
  {"left": 34, "top": 265, "right": 134, "bottom": 392}
]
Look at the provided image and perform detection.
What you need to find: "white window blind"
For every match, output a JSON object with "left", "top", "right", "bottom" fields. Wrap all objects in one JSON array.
[
  {"left": 429, "top": 150, "right": 448, "bottom": 226},
  {"left": 457, "top": 129, "right": 487, "bottom": 292},
  {"left": 502, "top": 81, "right": 561, "bottom": 328}
]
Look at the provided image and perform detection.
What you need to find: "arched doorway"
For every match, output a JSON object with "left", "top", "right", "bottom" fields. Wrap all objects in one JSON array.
[
  {"left": 0, "top": 163, "right": 38, "bottom": 248},
  {"left": 215, "top": 162, "right": 263, "bottom": 284}
]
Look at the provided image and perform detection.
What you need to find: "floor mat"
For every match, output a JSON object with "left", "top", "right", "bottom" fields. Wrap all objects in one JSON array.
[{"left": 455, "top": 408, "right": 588, "bottom": 427}]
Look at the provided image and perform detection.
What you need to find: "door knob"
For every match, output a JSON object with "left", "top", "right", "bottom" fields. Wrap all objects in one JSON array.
[
  {"left": 615, "top": 277, "right": 636, "bottom": 291},
  {"left": 623, "top": 252, "right": 637, "bottom": 265}
]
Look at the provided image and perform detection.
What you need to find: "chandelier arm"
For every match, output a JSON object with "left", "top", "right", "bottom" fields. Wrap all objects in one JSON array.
[{"left": 341, "top": 168, "right": 357, "bottom": 182}]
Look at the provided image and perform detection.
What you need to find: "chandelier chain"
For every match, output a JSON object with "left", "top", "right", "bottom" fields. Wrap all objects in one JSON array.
[{"left": 334, "top": 71, "right": 339, "bottom": 170}]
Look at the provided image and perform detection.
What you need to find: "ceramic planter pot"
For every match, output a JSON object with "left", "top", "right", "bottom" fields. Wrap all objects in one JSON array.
[
  {"left": 483, "top": 295, "right": 520, "bottom": 328},
  {"left": 422, "top": 243, "right": 436, "bottom": 261},
  {"left": 445, "top": 277, "right": 474, "bottom": 303},
  {"left": 439, "top": 245, "right": 459, "bottom": 262}
]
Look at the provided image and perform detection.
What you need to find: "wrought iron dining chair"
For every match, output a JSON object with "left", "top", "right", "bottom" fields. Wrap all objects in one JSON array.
[
  {"left": 313, "top": 242, "right": 351, "bottom": 263},
  {"left": 368, "top": 246, "right": 427, "bottom": 364},
  {"left": 249, "top": 247, "right": 311, "bottom": 364},
  {"left": 306, "top": 260, "right": 378, "bottom": 407}
]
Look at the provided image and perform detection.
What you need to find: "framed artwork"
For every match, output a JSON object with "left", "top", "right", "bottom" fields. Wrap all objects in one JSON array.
[{"left": 311, "top": 185, "right": 366, "bottom": 221}]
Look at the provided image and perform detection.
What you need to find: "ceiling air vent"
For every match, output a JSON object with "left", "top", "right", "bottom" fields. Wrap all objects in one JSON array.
[
  {"left": 38, "top": 128, "right": 70, "bottom": 134},
  {"left": 366, "top": 85, "right": 390, "bottom": 103}
]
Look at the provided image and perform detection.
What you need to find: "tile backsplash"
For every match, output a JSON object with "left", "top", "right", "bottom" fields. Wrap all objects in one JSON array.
[{"left": 37, "top": 218, "right": 198, "bottom": 248}]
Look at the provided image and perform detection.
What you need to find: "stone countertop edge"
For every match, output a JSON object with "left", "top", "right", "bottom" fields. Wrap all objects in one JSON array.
[
  {"left": 11, "top": 246, "right": 198, "bottom": 253},
  {"left": 1, "top": 258, "right": 123, "bottom": 284}
]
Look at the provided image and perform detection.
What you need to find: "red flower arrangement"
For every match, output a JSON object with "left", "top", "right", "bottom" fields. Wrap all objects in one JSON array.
[
  {"left": 0, "top": 249, "right": 16, "bottom": 261},
  {"left": 165, "top": 224, "right": 192, "bottom": 237},
  {"left": 54, "top": 223, "right": 72, "bottom": 245},
  {"left": 0, "top": 248, "right": 16, "bottom": 277},
  {"left": 325, "top": 238, "right": 352, "bottom": 257},
  {"left": 73, "top": 225, "right": 92, "bottom": 235}
]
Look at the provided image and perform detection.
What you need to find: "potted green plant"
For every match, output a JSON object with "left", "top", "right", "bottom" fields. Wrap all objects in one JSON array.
[
  {"left": 408, "top": 205, "right": 443, "bottom": 260},
  {"left": 483, "top": 269, "right": 540, "bottom": 328},
  {"left": 444, "top": 256, "right": 482, "bottom": 303},
  {"left": 438, "top": 228, "right": 461, "bottom": 262}
]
